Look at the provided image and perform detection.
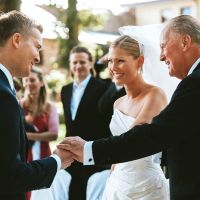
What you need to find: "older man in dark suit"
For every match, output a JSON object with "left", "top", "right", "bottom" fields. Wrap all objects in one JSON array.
[
  {"left": 58, "top": 15, "right": 200, "bottom": 200},
  {"left": 0, "top": 11, "right": 73, "bottom": 200}
]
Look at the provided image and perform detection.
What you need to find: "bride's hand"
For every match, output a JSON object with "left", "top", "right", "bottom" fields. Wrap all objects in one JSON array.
[{"left": 57, "top": 136, "right": 86, "bottom": 163}]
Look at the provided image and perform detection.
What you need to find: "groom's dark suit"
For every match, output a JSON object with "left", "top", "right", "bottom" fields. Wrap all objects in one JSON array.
[
  {"left": 92, "top": 63, "right": 200, "bottom": 200},
  {"left": 0, "top": 70, "right": 57, "bottom": 200}
]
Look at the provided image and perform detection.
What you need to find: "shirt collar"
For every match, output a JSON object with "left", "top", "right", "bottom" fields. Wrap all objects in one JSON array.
[
  {"left": 0, "top": 63, "right": 14, "bottom": 90},
  {"left": 73, "top": 74, "right": 92, "bottom": 89},
  {"left": 187, "top": 57, "right": 200, "bottom": 76}
]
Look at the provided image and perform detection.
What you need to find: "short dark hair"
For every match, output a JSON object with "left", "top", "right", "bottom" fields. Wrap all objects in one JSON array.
[
  {"left": 70, "top": 46, "right": 93, "bottom": 62},
  {"left": 0, "top": 10, "right": 43, "bottom": 46},
  {"left": 69, "top": 46, "right": 97, "bottom": 77}
]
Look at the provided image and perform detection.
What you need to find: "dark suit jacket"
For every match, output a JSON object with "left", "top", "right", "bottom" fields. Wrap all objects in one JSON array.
[
  {"left": 61, "top": 77, "right": 111, "bottom": 141},
  {"left": 61, "top": 77, "right": 111, "bottom": 175},
  {"left": 92, "top": 64, "right": 200, "bottom": 200},
  {"left": 0, "top": 70, "right": 57, "bottom": 200},
  {"left": 98, "top": 82, "right": 126, "bottom": 124}
]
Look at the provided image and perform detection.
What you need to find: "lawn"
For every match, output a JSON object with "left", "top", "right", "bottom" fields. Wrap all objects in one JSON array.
[{"left": 50, "top": 123, "right": 66, "bottom": 152}]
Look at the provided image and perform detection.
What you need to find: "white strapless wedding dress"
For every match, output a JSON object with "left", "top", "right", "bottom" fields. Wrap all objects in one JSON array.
[{"left": 101, "top": 109, "right": 169, "bottom": 200}]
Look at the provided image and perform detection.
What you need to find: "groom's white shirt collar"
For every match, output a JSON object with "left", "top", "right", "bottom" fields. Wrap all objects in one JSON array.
[
  {"left": 188, "top": 57, "right": 200, "bottom": 76},
  {"left": 0, "top": 63, "right": 14, "bottom": 90}
]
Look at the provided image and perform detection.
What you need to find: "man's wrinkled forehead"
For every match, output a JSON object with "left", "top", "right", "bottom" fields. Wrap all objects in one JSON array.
[{"left": 160, "top": 26, "right": 174, "bottom": 44}]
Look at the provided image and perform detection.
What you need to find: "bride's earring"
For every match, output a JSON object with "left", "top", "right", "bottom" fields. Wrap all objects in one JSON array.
[{"left": 138, "top": 67, "right": 142, "bottom": 74}]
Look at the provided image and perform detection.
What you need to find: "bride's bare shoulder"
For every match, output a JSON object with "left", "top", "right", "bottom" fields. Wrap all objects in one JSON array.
[
  {"left": 146, "top": 85, "right": 168, "bottom": 106},
  {"left": 113, "top": 95, "right": 126, "bottom": 109}
]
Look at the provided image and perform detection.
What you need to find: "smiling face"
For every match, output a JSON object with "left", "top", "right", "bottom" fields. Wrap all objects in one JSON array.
[
  {"left": 14, "top": 28, "right": 42, "bottom": 77},
  {"left": 108, "top": 47, "right": 143, "bottom": 86},
  {"left": 70, "top": 52, "right": 92, "bottom": 83},
  {"left": 23, "top": 71, "right": 43, "bottom": 97},
  {"left": 160, "top": 29, "right": 186, "bottom": 79}
]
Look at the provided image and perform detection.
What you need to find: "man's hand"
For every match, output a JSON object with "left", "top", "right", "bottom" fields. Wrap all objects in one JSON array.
[
  {"left": 54, "top": 148, "right": 74, "bottom": 169},
  {"left": 57, "top": 136, "right": 86, "bottom": 163}
]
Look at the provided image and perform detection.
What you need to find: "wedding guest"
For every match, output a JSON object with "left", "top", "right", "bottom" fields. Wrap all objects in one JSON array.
[
  {"left": 61, "top": 46, "right": 111, "bottom": 200},
  {"left": 21, "top": 66, "right": 59, "bottom": 200},
  {"left": 21, "top": 66, "right": 59, "bottom": 161}
]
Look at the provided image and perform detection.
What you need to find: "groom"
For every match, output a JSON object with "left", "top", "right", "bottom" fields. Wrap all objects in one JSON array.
[
  {"left": 0, "top": 11, "right": 73, "bottom": 200},
  {"left": 58, "top": 15, "right": 200, "bottom": 200}
]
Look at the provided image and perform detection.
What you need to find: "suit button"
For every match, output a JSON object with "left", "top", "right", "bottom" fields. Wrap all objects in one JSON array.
[{"left": 88, "top": 158, "right": 93, "bottom": 162}]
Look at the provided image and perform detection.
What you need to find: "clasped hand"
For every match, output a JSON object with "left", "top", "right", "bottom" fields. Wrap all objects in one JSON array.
[{"left": 57, "top": 136, "right": 86, "bottom": 163}]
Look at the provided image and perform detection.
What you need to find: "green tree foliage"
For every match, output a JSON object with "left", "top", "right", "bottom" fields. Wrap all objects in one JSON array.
[
  {"left": 0, "top": 0, "right": 21, "bottom": 12},
  {"left": 51, "top": 0, "right": 106, "bottom": 68}
]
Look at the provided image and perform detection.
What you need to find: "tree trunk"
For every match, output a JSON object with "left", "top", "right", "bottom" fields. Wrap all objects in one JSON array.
[
  {"left": 0, "top": 0, "right": 21, "bottom": 12},
  {"left": 67, "top": 0, "right": 79, "bottom": 46},
  {"left": 58, "top": 0, "right": 79, "bottom": 68}
]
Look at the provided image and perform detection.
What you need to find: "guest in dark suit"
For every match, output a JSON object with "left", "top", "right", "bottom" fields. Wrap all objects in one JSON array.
[
  {"left": 0, "top": 11, "right": 73, "bottom": 200},
  {"left": 58, "top": 15, "right": 200, "bottom": 200},
  {"left": 61, "top": 46, "right": 111, "bottom": 200},
  {"left": 96, "top": 53, "right": 126, "bottom": 124},
  {"left": 98, "top": 82, "right": 126, "bottom": 124}
]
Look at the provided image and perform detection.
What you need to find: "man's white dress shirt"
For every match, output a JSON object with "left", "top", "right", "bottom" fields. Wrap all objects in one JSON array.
[{"left": 71, "top": 74, "right": 91, "bottom": 120}]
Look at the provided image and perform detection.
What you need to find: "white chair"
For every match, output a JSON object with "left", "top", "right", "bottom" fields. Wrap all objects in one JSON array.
[
  {"left": 86, "top": 170, "right": 110, "bottom": 200},
  {"left": 31, "top": 170, "right": 71, "bottom": 200}
]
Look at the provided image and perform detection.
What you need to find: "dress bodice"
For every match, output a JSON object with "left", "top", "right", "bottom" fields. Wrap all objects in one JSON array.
[
  {"left": 109, "top": 109, "right": 162, "bottom": 174},
  {"left": 102, "top": 109, "right": 169, "bottom": 199},
  {"left": 109, "top": 109, "right": 134, "bottom": 136}
]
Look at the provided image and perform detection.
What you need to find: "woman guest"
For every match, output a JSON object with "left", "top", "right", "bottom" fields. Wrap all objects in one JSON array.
[{"left": 20, "top": 66, "right": 59, "bottom": 199}]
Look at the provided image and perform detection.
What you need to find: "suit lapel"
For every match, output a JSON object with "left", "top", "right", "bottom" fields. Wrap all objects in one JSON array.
[
  {"left": 19, "top": 108, "right": 28, "bottom": 161},
  {"left": 0, "top": 69, "right": 27, "bottom": 161},
  {"left": 0, "top": 69, "right": 9, "bottom": 83},
  {"left": 74, "top": 77, "right": 94, "bottom": 120},
  {"left": 65, "top": 84, "right": 73, "bottom": 121},
  {"left": 193, "top": 62, "right": 200, "bottom": 73},
  {"left": 170, "top": 61, "right": 200, "bottom": 102},
  {"left": 0, "top": 69, "right": 13, "bottom": 95}
]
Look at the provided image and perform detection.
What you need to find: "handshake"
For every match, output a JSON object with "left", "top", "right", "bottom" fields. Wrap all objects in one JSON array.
[{"left": 54, "top": 136, "right": 86, "bottom": 169}]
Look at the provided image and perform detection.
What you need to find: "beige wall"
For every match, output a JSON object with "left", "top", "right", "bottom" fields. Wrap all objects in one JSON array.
[
  {"left": 135, "top": 0, "right": 199, "bottom": 25},
  {"left": 41, "top": 38, "right": 59, "bottom": 70}
]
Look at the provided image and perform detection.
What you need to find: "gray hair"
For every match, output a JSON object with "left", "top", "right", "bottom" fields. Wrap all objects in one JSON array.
[{"left": 165, "top": 15, "right": 200, "bottom": 45}]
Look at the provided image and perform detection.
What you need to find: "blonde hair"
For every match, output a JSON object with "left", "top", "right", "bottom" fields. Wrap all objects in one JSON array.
[
  {"left": 110, "top": 35, "right": 142, "bottom": 58},
  {"left": 0, "top": 10, "right": 43, "bottom": 46}
]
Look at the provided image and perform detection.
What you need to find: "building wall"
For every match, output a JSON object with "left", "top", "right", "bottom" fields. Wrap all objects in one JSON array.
[
  {"left": 41, "top": 38, "right": 59, "bottom": 70},
  {"left": 134, "top": 0, "right": 199, "bottom": 25}
]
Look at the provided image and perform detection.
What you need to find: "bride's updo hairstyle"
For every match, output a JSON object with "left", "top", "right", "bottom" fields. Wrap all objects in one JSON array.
[{"left": 109, "top": 35, "right": 143, "bottom": 59}]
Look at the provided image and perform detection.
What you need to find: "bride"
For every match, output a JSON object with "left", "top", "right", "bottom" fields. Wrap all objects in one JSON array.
[
  {"left": 58, "top": 25, "right": 180, "bottom": 200},
  {"left": 101, "top": 27, "right": 172, "bottom": 200}
]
